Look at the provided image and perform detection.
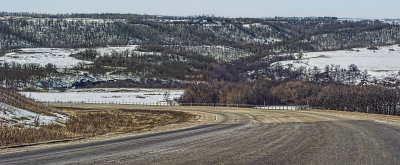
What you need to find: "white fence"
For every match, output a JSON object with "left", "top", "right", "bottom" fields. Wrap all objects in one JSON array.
[
  {"left": 39, "top": 100, "right": 309, "bottom": 110},
  {"left": 255, "top": 105, "right": 309, "bottom": 110},
  {"left": 39, "top": 100, "right": 179, "bottom": 106}
]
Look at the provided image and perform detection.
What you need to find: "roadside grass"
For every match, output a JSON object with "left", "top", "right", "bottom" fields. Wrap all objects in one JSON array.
[
  {"left": 0, "top": 109, "right": 195, "bottom": 147},
  {"left": 0, "top": 123, "right": 74, "bottom": 147}
]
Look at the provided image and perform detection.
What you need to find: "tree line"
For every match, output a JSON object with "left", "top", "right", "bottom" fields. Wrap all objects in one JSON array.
[
  {"left": 1, "top": 13, "right": 399, "bottom": 60},
  {"left": 0, "top": 62, "right": 57, "bottom": 88},
  {"left": 179, "top": 80, "right": 400, "bottom": 115},
  {"left": 208, "top": 57, "right": 376, "bottom": 86},
  {"left": 74, "top": 46, "right": 218, "bottom": 81}
]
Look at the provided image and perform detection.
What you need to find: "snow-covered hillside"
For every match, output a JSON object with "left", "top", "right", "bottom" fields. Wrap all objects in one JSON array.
[
  {"left": 0, "top": 102, "right": 67, "bottom": 127},
  {"left": 0, "top": 48, "right": 86, "bottom": 68},
  {"left": 275, "top": 45, "right": 400, "bottom": 78},
  {"left": 0, "top": 46, "right": 158, "bottom": 69},
  {"left": 0, "top": 87, "right": 68, "bottom": 127},
  {"left": 0, "top": 46, "right": 159, "bottom": 69}
]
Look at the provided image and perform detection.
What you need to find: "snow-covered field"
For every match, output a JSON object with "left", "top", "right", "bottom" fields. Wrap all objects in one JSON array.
[
  {"left": 275, "top": 45, "right": 400, "bottom": 78},
  {"left": 20, "top": 88, "right": 184, "bottom": 104},
  {"left": 0, "top": 102, "right": 67, "bottom": 127}
]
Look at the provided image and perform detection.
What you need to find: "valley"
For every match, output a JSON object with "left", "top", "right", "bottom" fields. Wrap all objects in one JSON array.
[{"left": 0, "top": 11, "right": 400, "bottom": 165}]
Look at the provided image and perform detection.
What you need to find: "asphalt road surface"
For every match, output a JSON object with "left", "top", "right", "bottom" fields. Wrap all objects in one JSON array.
[{"left": 1, "top": 106, "right": 400, "bottom": 165}]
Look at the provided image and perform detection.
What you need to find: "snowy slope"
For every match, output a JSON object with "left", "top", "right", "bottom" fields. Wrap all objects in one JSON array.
[
  {"left": 275, "top": 45, "right": 400, "bottom": 78},
  {"left": 0, "top": 102, "right": 67, "bottom": 126}
]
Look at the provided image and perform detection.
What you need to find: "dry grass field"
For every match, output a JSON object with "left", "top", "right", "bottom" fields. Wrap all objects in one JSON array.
[{"left": 1, "top": 107, "right": 195, "bottom": 147}]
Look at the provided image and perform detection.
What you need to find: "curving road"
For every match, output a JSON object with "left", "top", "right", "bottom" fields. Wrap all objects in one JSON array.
[{"left": 1, "top": 105, "right": 400, "bottom": 165}]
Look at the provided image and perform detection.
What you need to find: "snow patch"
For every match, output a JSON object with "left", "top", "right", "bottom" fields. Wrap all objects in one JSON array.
[{"left": 0, "top": 102, "right": 67, "bottom": 127}]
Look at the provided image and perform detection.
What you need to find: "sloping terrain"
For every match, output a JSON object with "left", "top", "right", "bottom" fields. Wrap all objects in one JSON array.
[
  {"left": 0, "top": 88, "right": 196, "bottom": 147},
  {"left": 1, "top": 14, "right": 399, "bottom": 55},
  {"left": 0, "top": 87, "right": 67, "bottom": 126},
  {"left": 0, "top": 13, "right": 400, "bottom": 89},
  {"left": 276, "top": 45, "right": 400, "bottom": 79}
]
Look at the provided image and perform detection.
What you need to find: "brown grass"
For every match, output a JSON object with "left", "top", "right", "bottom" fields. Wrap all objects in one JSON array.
[
  {"left": 0, "top": 124, "right": 74, "bottom": 147},
  {"left": 1, "top": 88, "right": 194, "bottom": 147},
  {"left": 0, "top": 87, "right": 61, "bottom": 116},
  {"left": 0, "top": 108, "right": 195, "bottom": 147}
]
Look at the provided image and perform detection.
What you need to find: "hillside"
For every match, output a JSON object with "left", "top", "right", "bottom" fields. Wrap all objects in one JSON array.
[
  {"left": 275, "top": 45, "right": 400, "bottom": 80},
  {"left": 0, "top": 12, "right": 399, "bottom": 89},
  {"left": 0, "top": 86, "right": 195, "bottom": 147},
  {"left": 0, "top": 87, "right": 67, "bottom": 126},
  {"left": 1, "top": 13, "right": 399, "bottom": 56}
]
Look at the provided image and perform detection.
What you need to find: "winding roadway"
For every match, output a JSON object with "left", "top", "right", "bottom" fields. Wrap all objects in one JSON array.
[{"left": 1, "top": 105, "right": 400, "bottom": 165}]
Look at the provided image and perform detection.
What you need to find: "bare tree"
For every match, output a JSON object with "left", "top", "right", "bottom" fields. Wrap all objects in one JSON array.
[{"left": 163, "top": 90, "right": 171, "bottom": 105}]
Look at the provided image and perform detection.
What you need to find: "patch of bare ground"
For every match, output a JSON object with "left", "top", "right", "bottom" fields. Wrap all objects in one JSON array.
[{"left": 0, "top": 104, "right": 205, "bottom": 152}]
